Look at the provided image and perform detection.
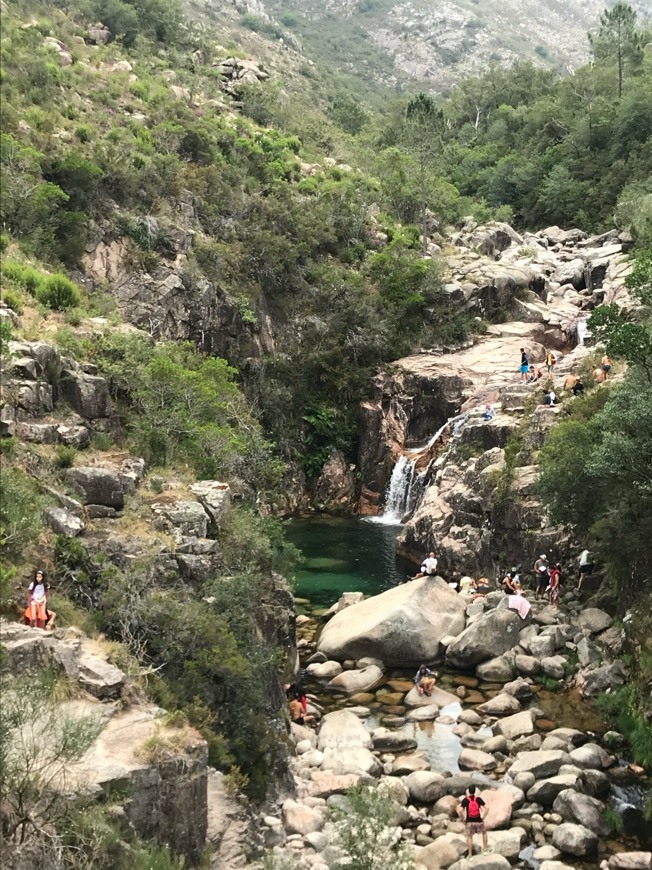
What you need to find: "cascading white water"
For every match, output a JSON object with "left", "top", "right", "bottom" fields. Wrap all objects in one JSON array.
[
  {"left": 576, "top": 318, "right": 591, "bottom": 346},
  {"left": 376, "top": 455, "right": 418, "bottom": 525},
  {"left": 372, "top": 413, "right": 469, "bottom": 525}
]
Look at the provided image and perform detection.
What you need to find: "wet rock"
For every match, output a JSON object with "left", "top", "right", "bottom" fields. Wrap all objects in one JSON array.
[
  {"left": 372, "top": 728, "right": 417, "bottom": 752},
  {"left": 407, "top": 704, "right": 440, "bottom": 721},
  {"left": 391, "top": 755, "right": 430, "bottom": 775},
  {"left": 404, "top": 685, "right": 460, "bottom": 708}
]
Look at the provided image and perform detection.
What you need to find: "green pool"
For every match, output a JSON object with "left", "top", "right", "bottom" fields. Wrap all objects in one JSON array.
[{"left": 286, "top": 515, "right": 414, "bottom": 607}]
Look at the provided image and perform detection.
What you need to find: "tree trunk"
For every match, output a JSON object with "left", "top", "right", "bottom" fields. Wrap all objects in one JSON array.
[{"left": 420, "top": 157, "right": 427, "bottom": 257}]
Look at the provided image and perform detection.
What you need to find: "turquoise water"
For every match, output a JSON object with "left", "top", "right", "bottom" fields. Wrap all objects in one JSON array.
[{"left": 287, "top": 516, "right": 414, "bottom": 607}]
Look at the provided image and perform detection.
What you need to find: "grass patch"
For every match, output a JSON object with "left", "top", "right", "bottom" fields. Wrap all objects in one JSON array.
[{"left": 595, "top": 686, "right": 652, "bottom": 768}]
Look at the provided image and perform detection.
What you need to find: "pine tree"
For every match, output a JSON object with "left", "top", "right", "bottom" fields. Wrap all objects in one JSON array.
[
  {"left": 405, "top": 93, "right": 445, "bottom": 256},
  {"left": 589, "top": 1, "right": 643, "bottom": 98}
]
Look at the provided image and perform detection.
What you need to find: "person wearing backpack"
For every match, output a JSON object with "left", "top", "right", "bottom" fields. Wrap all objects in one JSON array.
[{"left": 458, "top": 784, "right": 488, "bottom": 857}]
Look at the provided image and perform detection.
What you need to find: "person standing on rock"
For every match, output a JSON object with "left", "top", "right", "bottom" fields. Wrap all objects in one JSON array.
[
  {"left": 601, "top": 354, "right": 612, "bottom": 379},
  {"left": 458, "top": 784, "right": 488, "bottom": 857},
  {"left": 546, "top": 349, "right": 556, "bottom": 374},
  {"left": 519, "top": 348, "right": 530, "bottom": 383},
  {"left": 533, "top": 554, "right": 549, "bottom": 600},
  {"left": 578, "top": 549, "right": 594, "bottom": 590},
  {"left": 548, "top": 563, "right": 562, "bottom": 609}
]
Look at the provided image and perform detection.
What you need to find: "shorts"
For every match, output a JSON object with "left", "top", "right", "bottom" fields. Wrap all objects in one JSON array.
[
  {"left": 466, "top": 821, "right": 485, "bottom": 834},
  {"left": 293, "top": 716, "right": 305, "bottom": 726},
  {"left": 520, "top": 364, "right": 529, "bottom": 374},
  {"left": 536, "top": 575, "right": 548, "bottom": 589},
  {"left": 602, "top": 364, "right": 611, "bottom": 373},
  {"left": 579, "top": 563, "right": 594, "bottom": 576}
]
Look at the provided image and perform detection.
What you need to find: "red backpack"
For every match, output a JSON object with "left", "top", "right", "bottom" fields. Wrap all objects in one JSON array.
[{"left": 467, "top": 795, "right": 481, "bottom": 819}]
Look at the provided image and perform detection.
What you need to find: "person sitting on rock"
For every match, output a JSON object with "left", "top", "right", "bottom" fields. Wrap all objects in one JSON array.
[
  {"left": 414, "top": 664, "right": 438, "bottom": 696},
  {"left": 482, "top": 403, "right": 495, "bottom": 421},
  {"left": 288, "top": 696, "right": 314, "bottom": 727},
  {"left": 543, "top": 389, "right": 558, "bottom": 406},
  {"left": 411, "top": 552, "right": 438, "bottom": 580},
  {"left": 457, "top": 784, "right": 489, "bottom": 857},
  {"left": 501, "top": 567, "right": 519, "bottom": 594},
  {"left": 527, "top": 365, "right": 543, "bottom": 384},
  {"left": 473, "top": 577, "right": 491, "bottom": 598},
  {"left": 23, "top": 569, "right": 56, "bottom": 630},
  {"left": 458, "top": 575, "right": 474, "bottom": 595}
]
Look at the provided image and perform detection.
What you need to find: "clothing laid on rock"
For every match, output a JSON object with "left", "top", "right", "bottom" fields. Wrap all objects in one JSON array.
[{"left": 509, "top": 594, "right": 532, "bottom": 619}]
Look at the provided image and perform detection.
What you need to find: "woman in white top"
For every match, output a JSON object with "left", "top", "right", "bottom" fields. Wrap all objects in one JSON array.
[{"left": 24, "top": 569, "right": 56, "bottom": 630}]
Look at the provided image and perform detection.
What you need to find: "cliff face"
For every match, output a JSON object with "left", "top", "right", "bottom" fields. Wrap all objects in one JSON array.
[{"left": 263, "top": 0, "right": 651, "bottom": 94}]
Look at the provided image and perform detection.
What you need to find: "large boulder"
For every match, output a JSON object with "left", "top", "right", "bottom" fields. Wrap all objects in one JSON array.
[
  {"left": 328, "top": 665, "right": 384, "bottom": 694},
  {"left": 317, "top": 710, "right": 372, "bottom": 752},
  {"left": 507, "top": 750, "right": 569, "bottom": 780},
  {"left": 552, "top": 789, "right": 610, "bottom": 836},
  {"left": 403, "top": 771, "right": 448, "bottom": 803},
  {"left": 317, "top": 577, "right": 466, "bottom": 665},
  {"left": 281, "top": 799, "right": 326, "bottom": 836},
  {"left": 446, "top": 604, "right": 529, "bottom": 668},
  {"left": 404, "top": 685, "right": 460, "bottom": 709},
  {"left": 575, "top": 661, "right": 626, "bottom": 697},
  {"left": 477, "top": 693, "right": 521, "bottom": 717},
  {"left": 458, "top": 748, "right": 497, "bottom": 772},
  {"left": 526, "top": 775, "right": 579, "bottom": 806},
  {"left": 577, "top": 608, "right": 613, "bottom": 634},
  {"left": 552, "top": 823, "right": 598, "bottom": 857},
  {"left": 66, "top": 466, "right": 125, "bottom": 509},
  {"left": 60, "top": 370, "right": 112, "bottom": 419},
  {"left": 494, "top": 710, "right": 535, "bottom": 740},
  {"left": 609, "top": 855, "right": 652, "bottom": 870},
  {"left": 188, "top": 481, "right": 232, "bottom": 527}
]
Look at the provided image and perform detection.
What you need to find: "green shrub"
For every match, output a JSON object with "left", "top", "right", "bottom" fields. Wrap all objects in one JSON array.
[
  {"left": 0, "top": 233, "right": 9, "bottom": 252},
  {"left": 63, "top": 307, "right": 83, "bottom": 326},
  {"left": 1, "top": 259, "right": 45, "bottom": 295},
  {"left": 1, "top": 288, "right": 24, "bottom": 314},
  {"left": 54, "top": 445, "right": 77, "bottom": 469},
  {"left": 91, "top": 432, "right": 114, "bottom": 451},
  {"left": 0, "top": 467, "right": 46, "bottom": 559},
  {"left": 38, "top": 274, "right": 81, "bottom": 311}
]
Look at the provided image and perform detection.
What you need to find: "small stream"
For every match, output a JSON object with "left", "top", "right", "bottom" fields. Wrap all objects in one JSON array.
[{"left": 288, "top": 515, "right": 651, "bottom": 856}]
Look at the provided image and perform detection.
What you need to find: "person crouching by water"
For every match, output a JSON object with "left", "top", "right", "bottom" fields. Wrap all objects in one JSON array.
[
  {"left": 24, "top": 569, "right": 56, "bottom": 630},
  {"left": 457, "top": 785, "right": 489, "bottom": 857},
  {"left": 414, "top": 664, "right": 438, "bottom": 697}
]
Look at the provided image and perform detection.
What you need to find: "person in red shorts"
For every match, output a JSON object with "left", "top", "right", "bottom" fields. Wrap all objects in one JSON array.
[{"left": 458, "top": 784, "right": 489, "bottom": 857}]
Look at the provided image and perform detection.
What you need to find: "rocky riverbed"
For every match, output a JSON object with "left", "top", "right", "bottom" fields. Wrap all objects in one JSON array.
[{"left": 260, "top": 581, "right": 651, "bottom": 870}]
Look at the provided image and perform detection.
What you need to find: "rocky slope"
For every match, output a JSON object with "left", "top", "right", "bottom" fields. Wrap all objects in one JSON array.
[
  {"left": 262, "top": 0, "right": 651, "bottom": 94},
  {"left": 346, "top": 220, "right": 634, "bottom": 575}
]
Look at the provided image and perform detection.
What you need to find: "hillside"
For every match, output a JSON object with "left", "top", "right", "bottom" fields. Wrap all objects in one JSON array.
[{"left": 261, "top": 0, "right": 651, "bottom": 96}]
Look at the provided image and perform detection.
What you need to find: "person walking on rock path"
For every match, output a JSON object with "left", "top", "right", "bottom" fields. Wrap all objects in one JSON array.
[
  {"left": 546, "top": 349, "right": 556, "bottom": 374},
  {"left": 519, "top": 348, "right": 530, "bottom": 383},
  {"left": 533, "top": 554, "right": 549, "bottom": 600},
  {"left": 458, "top": 784, "right": 489, "bottom": 857}
]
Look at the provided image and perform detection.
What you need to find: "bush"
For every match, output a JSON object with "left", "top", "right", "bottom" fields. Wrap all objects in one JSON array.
[
  {"left": 0, "top": 232, "right": 9, "bottom": 252},
  {"left": 54, "top": 445, "right": 77, "bottom": 468},
  {"left": 1, "top": 288, "right": 24, "bottom": 313},
  {"left": 0, "top": 467, "right": 46, "bottom": 560},
  {"left": 38, "top": 274, "right": 81, "bottom": 311}
]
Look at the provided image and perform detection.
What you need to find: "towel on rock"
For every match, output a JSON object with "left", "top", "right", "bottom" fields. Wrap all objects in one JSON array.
[{"left": 509, "top": 594, "right": 531, "bottom": 619}]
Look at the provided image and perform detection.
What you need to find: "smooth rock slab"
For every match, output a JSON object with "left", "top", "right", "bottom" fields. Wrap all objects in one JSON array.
[
  {"left": 609, "top": 854, "right": 652, "bottom": 870},
  {"left": 372, "top": 727, "right": 417, "bottom": 752},
  {"left": 391, "top": 754, "right": 430, "bottom": 775},
  {"left": 405, "top": 685, "right": 460, "bottom": 709},
  {"left": 307, "top": 660, "right": 342, "bottom": 679},
  {"left": 407, "top": 704, "right": 440, "bottom": 721},
  {"left": 307, "top": 770, "right": 363, "bottom": 798},
  {"left": 403, "top": 771, "right": 448, "bottom": 803},
  {"left": 328, "top": 665, "right": 385, "bottom": 693},
  {"left": 494, "top": 710, "right": 534, "bottom": 740},
  {"left": 526, "top": 774, "right": 578, "bottom": 806},
  {"left": 320, "top": 747, "right": 382, "bottom": 778}
]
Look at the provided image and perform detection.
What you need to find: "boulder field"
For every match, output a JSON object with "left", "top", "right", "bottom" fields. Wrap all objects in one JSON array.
[{"left": 258, "top": 586, "right": 648, "bottom": 870}]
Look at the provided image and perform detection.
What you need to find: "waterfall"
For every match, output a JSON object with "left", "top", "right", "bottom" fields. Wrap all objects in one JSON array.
[
  {"left": 373, "top": 414, "right": 469, "bottom": 525},
  {"left": 377, "top": 455, "right": 418, "bottom": 525},
  {"left": 576, "top": 318, "right": 591, "bottom": 346}
]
